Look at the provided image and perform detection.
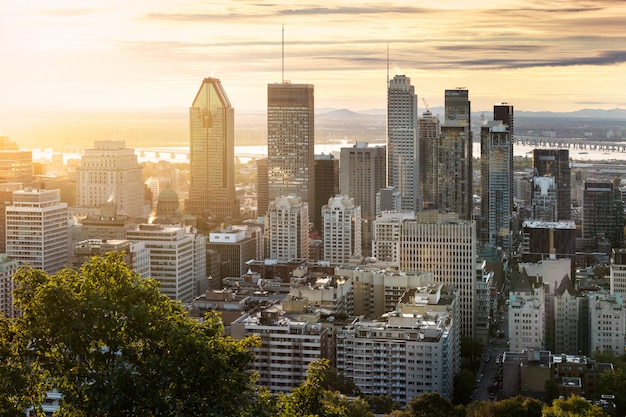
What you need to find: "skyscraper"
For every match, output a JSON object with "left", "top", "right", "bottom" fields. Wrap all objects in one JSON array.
[
  {"left": 313, "top": 154, "right": 339, "bottom": 233},
  {"left": 387, "top": 75, "right": 420, "bottom": 212},
  {"left": 582, "top": 180, "right": 624, "bottom": 248},
  {"left": 439, "top": 89, "right": 472, "bottom": 220},
  {"left": 340, "top": 142, "right": 386, "bottom": 256},
  {"left": 418, "top": 110, "right": 440, "bottom": 209},
  {"left": 532, "top": 149, "right": 571, "bottom": 221},
  {"left": 267, "top": 82, "right": 315, "bottom": 212},
  {"left": 187, "top": 77, "right": 239, "bottom": 221},
  {"left": 480, "top": 122, "right": 513, "bottom": 251}
]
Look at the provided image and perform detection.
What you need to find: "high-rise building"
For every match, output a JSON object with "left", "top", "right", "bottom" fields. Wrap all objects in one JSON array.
[
  {"left": 187, "top": 78, "right": 239, "bottom": 221},
  {"left": 508, "top": 269, "right": 546, "bottom": 352},
  {"left": 76, "top": 140, "right": 147, "bottom": 219},
  {"left": 267, "top": 82, "right": 315, "bottom": 212},
  {"left": 207, "top": 226, "right": 257, "bottom": 278},
  {"left": 322, "top": 195, "right": 362, "bottom": 265},
  {"left": 6, "top": 189, "right": 68, "bottom": 274},
  {"left": 256, "top": 158, "right": 269, "bottom": 217},
  {"left": 480, "top": 122, "right": 513, "bottom": 251},
  {"left": 0, "top": 136, "right": 33, "bottom": 185},
  {"left": 532, "top": 149, "right": 571, "bottom": 221},
  {"left": 387, "top": 75, "right": 420, "bottom": 212},
  {"left": 340, "top": 143, "right": 385, "bottom": 255},
  {"left": 494, "top": 103, "right": 514, "bottom": 202},
  {"left": 399, "top": 212, "right": 477, "bottom": 338},
  {"left": 126, "top": 224, "right": 206, "bottom": 302},
  {"left": 582, "top": 180, "right": 624, "bottom": 248},
  {"left": 313, "top": 154, "right": 339, "bottom": 233},
  {"left": 376, "top": 186, "right": 402, "bottom": 215},
  {"left": 265, "top": 194, "right": 309, "bottom": 262},
  {"left": 439, "top": 89, "right": 472, "bottom": 220},
  {"left": 0, "top": 254, "right": 19, "bottom": 318},
  {"left": 611, "top": 248, "right": 626, "bottom": 298},
  {"left": 588, "top": 293, "right": 625, "bottom": 356},
  {"left": 418, "top": 110, "right": 440, "bottom": 209}
]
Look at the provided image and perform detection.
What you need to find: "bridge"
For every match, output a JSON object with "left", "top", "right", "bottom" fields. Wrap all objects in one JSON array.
[{"left": 514, "top": 136, "right": 626, "bottom": 152}]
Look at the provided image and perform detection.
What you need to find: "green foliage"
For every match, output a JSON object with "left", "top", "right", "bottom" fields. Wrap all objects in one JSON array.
[
  {"left": 405, "top": 392, "right": 457, "bottom": 417},
  {"left": 365, "top": 394, "right": 399, "bottom": 414},
  {"left": 542, "top": 395, "right": 609, "bottom": 417},
  {"left": 544, "top": 380, "right": 560, "bottom": 406},
  {"left": 466, "top": 396, "right": 542, "bottom": 417},
  {"left": 461, "top": 337, "right": 484, "bottom": 371},
  {"left": 322, "top": 367, "right": 361, "bottom": 396},
  {"left": 599, "top": 368, "right": 626, "bottom": 416},
  {"left": 7, "top": 253, "right": 264, "bottom": 417},
  {"left": 453, "top": 368, "right": 476, "bottom": 405}
]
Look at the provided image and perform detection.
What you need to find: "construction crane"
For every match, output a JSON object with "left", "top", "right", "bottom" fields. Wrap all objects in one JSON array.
[{"left": 422, "top": 98, "right": 429, "bottom": 112}]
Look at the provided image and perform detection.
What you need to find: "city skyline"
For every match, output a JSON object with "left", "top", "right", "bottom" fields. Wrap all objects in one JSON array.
[{"left": 1, "top": 0, "right": 625, "bottom": 128}]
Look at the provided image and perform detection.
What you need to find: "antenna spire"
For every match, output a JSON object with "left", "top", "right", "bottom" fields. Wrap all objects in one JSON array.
[
  {"left": 282, "top": 24, "right": 285, "bottom": 83},
  {"left": 386, "top": 43, "right": 389, "bottom": 84}
]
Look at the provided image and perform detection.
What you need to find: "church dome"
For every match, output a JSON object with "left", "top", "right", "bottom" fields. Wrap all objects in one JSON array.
[{"left": 158, "top": 185, "right": 179, "bottom": 204}]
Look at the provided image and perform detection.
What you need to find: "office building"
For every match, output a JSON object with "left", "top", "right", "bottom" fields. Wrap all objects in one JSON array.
[
  {"left": 6, "top": 189, "right": 68, "bottom": 274},
  {"left": 418, "top": 110, "right": 440, "bottom": 209},
  {"left": 126, "top": 224, "right": 206, "bottom": 303},
  {"left": 439, "top": 89, "right": 472, "bottom": 220},
  {"left": 480, "top": 122, "right": 513, "bottom": 251},
  {"left": 256, "top": 157, "right": 269, "bottom": 218},
  {"left": 582, "top": 180, "right": 624, "bottom": 248},
  {"left": 532, "top": 149, "right": 571, "bottom": 221},
  {"left": 265, "top": 194, "right": 309, "bottom": 262},
  {"left": 207, "top": 225, "right": 257, "bottom": 278},
  {"left": 186, "top": 78, "right": 239, "bottom": 221},
  {"left": 372, "top": 211, "right": 416, "bottom": 267},
  {"left": 387, "top": 75, "right": 420, "bottom": 212},
  {"left": 0, "top": 136, "right": 33, "bottom": 184},
  {"left": 340, "top": 143, "right": 385, "bottom": 255},
  {"left": 267, "top": 82, "right": 315, "bottom": 211},
  {"left": 313, "top": 154, "right": 339, "bottom": 233},
  {"left": 76, "top": 140, "right": 147, "bottom": 219},
  {"left": 376, "top": 186, "right": 402, "bottom": 215},
  {"left": 400, "top": 212, "right": 477, "bottom": 338},
  {"left": 321, "top": 195, "right": 362, "bottom": 265}
]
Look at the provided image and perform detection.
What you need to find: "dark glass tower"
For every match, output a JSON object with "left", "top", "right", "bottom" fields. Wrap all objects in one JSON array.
[{"left": 532, "top": 149, "right": 571, "bottom": 221}]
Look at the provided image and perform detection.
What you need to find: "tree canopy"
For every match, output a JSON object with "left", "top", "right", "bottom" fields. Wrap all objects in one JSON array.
[{"left": 3, "top": 253, "right": 263, "bottom": 417}]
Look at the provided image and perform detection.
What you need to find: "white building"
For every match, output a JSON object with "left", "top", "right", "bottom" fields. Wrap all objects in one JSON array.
[
  {"left": 265, "top": 194, "right": 309, "bottom": 262},
  {"left": 126, "top": 224, "right": 206, "bottom": 303},
  {"left": 230, "top": 302, "right": 327, "bottom": 393},
  {"left": 372, "top": 211, "right": 415, "bottom": 266},
  {"left": 400, "top": 212, "right": 477, "bottom": 338},
  {"left": 322, "top": 195, "right": 362, "bottom": 265},
  {"left": 0, "top": 254, "right": 19, "bottom": 318},
  {"left": 6, "top": 189, "right": 68, "bottom": 274},
  {"left": 610, "top": 248, "right": 626, "bottom": 298},
  {"left": 76, "top": 140, "right": 147, "bottom": 218},
  {"left": 588, "top": 292, "right": 626, "bottom": 356},
  {"left": 336, "top": 283, "right": 458, "bottom": 405},
  {"left": 289, "top": 274, "right": 354, "bottom": 317},
  {"left": 508, "top": 269, "right": 546, "bottom": 352},
  {"left": 335, "top": 265, "right": 433, "bottom": 318}
]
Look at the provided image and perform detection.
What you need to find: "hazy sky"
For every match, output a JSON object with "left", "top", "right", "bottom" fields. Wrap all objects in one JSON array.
[{"left": 1, "top": 0, "right": 626, "bottom": 119}]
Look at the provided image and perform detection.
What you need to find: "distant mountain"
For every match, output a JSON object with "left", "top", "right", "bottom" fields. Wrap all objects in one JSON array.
[
  {"left": 316, "top": 107, "right": 626, "bottom": 120},
  {"left": 516, "top": 108, "right": 626, "bottom": 119}
]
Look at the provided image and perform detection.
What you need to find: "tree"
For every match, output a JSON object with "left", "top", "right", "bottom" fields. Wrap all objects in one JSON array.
[
  {"left": 405, "top": 392, "right": 456, "bottom": 417},
  {"left": 542, "top": 395, "right": 609, "bottom": 417},
  {"left": 10, "top": 253, "right": 264, "bottom": 417},
  {"left": 461, "top": 337, "right": 484, "bottom": 371},
  {"left": 599, "top": 368, "right": 626, "bottom": 416},
  {"left": 322, "top": 367, "right": 361, "bottom": 396},
  {"left": 278, "top": 359, "right": 347, "bottom": 417},
  {"left": 466, "top": 396, "right": 542, "bottom": 417},
  {"left": 453, "top": 368, "right": 476, "bottom": 405},
  {"left": 544, "top": 380, "right": 560, "bottom": 406}
]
